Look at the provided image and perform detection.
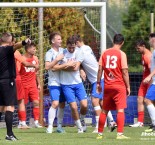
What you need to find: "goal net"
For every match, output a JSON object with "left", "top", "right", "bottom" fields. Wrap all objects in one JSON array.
[
  {"left": 0, "top": 1, "right": 147, "bottom": 128},
  {"left": 0, "top": 1, "right": 106, "bottom": 127}
]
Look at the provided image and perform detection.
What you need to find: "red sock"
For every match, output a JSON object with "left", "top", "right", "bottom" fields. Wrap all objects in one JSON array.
[
  {"left": 33, "top": 108, "right": 39, "bottom": 121},
  {"left": 117, "top": 112, "right": 125, "bottom": 133},
  {"left": 98, "top": 112, "right": 107, "bottom": 133},
  {"left": 138, "top": 111, "right": 144, "bottom": 123},
  {"left": 18, "top": 111, "right": 26, "bottom": 121}
]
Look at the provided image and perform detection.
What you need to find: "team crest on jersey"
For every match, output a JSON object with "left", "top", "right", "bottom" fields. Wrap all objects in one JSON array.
[{"left": 107, "top": 72, "right": 115, "bottom": 80}]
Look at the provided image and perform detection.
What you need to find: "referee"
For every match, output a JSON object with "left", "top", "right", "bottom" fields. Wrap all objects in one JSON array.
[{"left": 0, "top": 32, "right": 30, "bottom": 141}]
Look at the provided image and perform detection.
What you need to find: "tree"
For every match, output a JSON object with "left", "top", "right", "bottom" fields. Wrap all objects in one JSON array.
[{"left": 122, "top": 0, "right": 154, "bottom": 72}]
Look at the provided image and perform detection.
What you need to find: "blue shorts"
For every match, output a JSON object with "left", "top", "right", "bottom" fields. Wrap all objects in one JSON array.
[
  {"left": 61, "top": 83, "right": 87, "bottom": 103},
  {"left": 91, "top": 79, "right": 104, "bottom": 100},
  {"left": 48, "top": 86, "right": 66, "bottom": 103},
  {"left": 145, "top": 84, "right": 155, "bottom": 101}
]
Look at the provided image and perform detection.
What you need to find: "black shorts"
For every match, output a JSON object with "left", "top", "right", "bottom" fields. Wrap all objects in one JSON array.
[{"left": 0, "top": 79, "right": 17, "bottom": 106}]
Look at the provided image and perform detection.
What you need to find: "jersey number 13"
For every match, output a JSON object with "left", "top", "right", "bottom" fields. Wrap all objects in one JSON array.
[{"left": 106, "top": 55, "right": 117, "bottom": 68}]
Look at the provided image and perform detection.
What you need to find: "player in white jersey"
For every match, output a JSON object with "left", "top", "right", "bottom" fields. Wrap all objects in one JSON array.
[
  {"left": 45, "top": 32, "right": 75, "bottom": 133},
  {"left": 60, "top": 37, "right": 88, "bottom": 133},
  {"left": 143, "top": 33, "right": 155, "bottom": 132},
  {"left": 72, "top": 34, "right": 116, "bottom": 133}
]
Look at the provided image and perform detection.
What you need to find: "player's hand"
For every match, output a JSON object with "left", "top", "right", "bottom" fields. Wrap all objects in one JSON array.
[
  {"left": 34, "top": 64, "right": 39, "bottom": 71},
  {"left": 143, "top": 76, "right": 152, "bottom": 84},
  {"left": 38, "top": 84, "right": 41, "bottom": 91},
  {"left": 66, "top": 60, "right": 76, "bottom": 68},
  {"left": 25, "top": 38, "right": 31, "bottom": 44},
  {"left": 80, "top": 69, "right": 86, "bottom": 81},
  {"left": 56, "top": 54, "right": 64, "bottom": 61},
  {"left": 96, "top": 84, "right": 102, "bottom": 94},
  {"left": 126, "top": 87, "right": 130, "bottom": 96}
]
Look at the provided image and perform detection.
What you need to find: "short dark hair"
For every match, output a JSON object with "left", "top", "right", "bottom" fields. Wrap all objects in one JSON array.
[
  {"left": 25, "top": 42, "right": 36, "bottom": 51},
  {"left": 1, "top": 32, "right": 12, "bottom": 43},
  {"left": 135, "top": 39, "right": 146, "bottom": 47},
  {"left": 149, "top": 33, "right": 155, "bottom": 38},
  {"left": 66, "top": 37, "right": 76, "bottom": 45},
  {"left": 49, "top": 32, "right": 61, "bottom": 44},
  {"left": 72, "top": 34, "right": 83, "bottom": 42},
  {"left": 113, "top": 34, "right": 124, "bottom": 45}
]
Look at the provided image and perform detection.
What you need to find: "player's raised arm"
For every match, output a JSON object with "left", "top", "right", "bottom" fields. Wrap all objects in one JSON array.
[{"left": 13, "top": 38, "right": 31, "bottom": 51}]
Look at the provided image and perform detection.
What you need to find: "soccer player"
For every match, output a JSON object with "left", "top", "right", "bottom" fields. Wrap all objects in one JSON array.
[
  {"left": 96, "top": 34, "right": 130, "bottom": 139},
  {"left": 143, "top": 33, "right": 155, "bottom": 132},
  {"left": 129, "top": 39, "right": 151, "bottom": 127},
  {"left": 45, "top": 32, "right": 74, "bottom": 133},
  {"left": 60, "top": 37, "right": 88, "bottom": 133},
  {"left": 0, "top": 32, "right": 30, "bottom": 141},
  {"left": 20, "top": 42, "right": 42, "bottom": 128},
  {"left": 14, "top": 49, "right": 38, "bottom": 129},
  {"left": 72, "top": 34, "right": 116, "bottom": 133}
]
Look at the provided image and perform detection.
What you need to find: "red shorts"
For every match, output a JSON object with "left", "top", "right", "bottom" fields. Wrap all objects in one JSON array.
[
  {"left": 15, "top": 79, "right": 25, "bottom": 101},
  {"left": 24, "top": 86, "right": 39, "bottom": 104},
  {"left": 138, "top": 82, "right": 150, "bottom": 97},
  {"left": 103, "top": 86, "right": 127, "bottom": 110}
]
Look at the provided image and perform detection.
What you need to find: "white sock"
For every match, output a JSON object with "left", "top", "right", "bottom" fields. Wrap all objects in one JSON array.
[
  {"left": 107, "top": 111, "right": 114, "bottom": 122},
  {"left": 21, "top": 121, "right": 26, "bottom": 125},
  {"left": 75, "top": 119, "right": 82, "bottom": 129},
  {"left": 57, "top": 107, "right": 64, "bottom": 128},
  {"left": 147, "top": 104, "right": 155, "bottom": 125},
  {"left": 80, "top": 114, "right": 85, "bottom": 122},
  {"left": 95, "top": 116, "right": 99, "bottom": 128},
  {"left": 48, "top": 107, "right": 56, "bottom": 126},
  {"left": 34, "top": 120, "right": 38, "bottom": 124}
]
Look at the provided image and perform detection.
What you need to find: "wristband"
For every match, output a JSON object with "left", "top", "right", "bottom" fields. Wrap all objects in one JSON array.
[
  {"left": 97, "top": 82, "right": 100, "bottom": 84},
  {"left": 22, "top": 40, "right": 27, "bottom": 46}
]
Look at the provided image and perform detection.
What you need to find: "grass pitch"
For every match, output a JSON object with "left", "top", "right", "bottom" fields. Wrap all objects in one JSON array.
[{"left": 0, "top": 126, "right": 154, "bottom": 145}]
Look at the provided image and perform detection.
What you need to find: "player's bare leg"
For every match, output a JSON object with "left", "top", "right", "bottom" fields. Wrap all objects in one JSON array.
[
  {"left": 70, "top": 102, "right": 83, "bottom": 133},
  {"left": 56, "top": 102, "right": 65, "bottom": 133},
  {"left": 80, "top": 99, "right": 87, "bottom": 132},
  {"left": 129, "top": 96, "right": 144, "bottom": 127}
]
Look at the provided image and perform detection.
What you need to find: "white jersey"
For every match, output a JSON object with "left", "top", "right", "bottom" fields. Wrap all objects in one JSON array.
[
  {"left": 79, "top": 45, "right": 103, "bottom": 84},
  {"left": 60, "top": 48, "right": 83, "bottom": 85},
  {"left": 45, "top": 47, "right": 64, "bottom": 86},
  {"left": 151, "top": 50, "right": 155, "bottom": 84}
]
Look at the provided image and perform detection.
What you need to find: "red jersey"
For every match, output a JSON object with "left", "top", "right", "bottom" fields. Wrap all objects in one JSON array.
[
  {"left": 14, "top": 50, "right": 24, "bottom": 80},
  {"left": 142, "top": 49, "right": 151, "bottom": 79},
  {"left": 20, "top": 55, "right": 38, "bottom": 88},
  {"left": 99, "top": 48, "right": 128, "bottom": 88}
]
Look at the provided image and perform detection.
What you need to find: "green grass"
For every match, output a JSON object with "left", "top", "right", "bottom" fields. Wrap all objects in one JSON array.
[{"left": 0, "top": 126, "right": 155, "bottom": 145}]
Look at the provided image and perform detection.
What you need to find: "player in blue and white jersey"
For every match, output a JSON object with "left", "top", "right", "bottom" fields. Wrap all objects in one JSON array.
[
  {"left": 143, "top": 33, "right": 155, "bottom": 132},
  {"left": 72, "top": 34, "right": 116, "bottom": 133},
  {"left": 45, "top": 32, "right": 75, "bottom": 133},
  {"left": 60, "top": 37, "right": 88, "bottom": 133}
]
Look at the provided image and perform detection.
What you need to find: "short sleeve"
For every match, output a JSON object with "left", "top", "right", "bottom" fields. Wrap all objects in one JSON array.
[
  {"left": 14, "top": 50, "right": 24, "bottom": 63},
  {"left": 121, "top": 51, "right": 128, "bottom": 69},
  {"left": 45, "top": 51, "right": 53, "bottom": 62}
]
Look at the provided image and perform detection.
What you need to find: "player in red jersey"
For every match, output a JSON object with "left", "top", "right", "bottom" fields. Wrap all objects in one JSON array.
[
  {"left": 96, "top": 34, "right": 130, "bottom": 139},
  {"left": 20, "top": 42, "right": 42, "bottom": 128},
  {"left": 14, "top": 49, "right": 38, "bottom": 129},
  {"left": 129, "top": 39, "right": 152, "bottom": 127}
]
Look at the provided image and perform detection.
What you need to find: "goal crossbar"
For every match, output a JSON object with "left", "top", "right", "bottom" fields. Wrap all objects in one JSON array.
[{"left": 0, "top": 2, "right": 105, "bottom": 8}]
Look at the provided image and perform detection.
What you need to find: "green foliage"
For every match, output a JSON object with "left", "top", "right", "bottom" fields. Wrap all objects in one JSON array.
[{"left": 122, "top": 0, "right": 154, "bottom": 71}]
